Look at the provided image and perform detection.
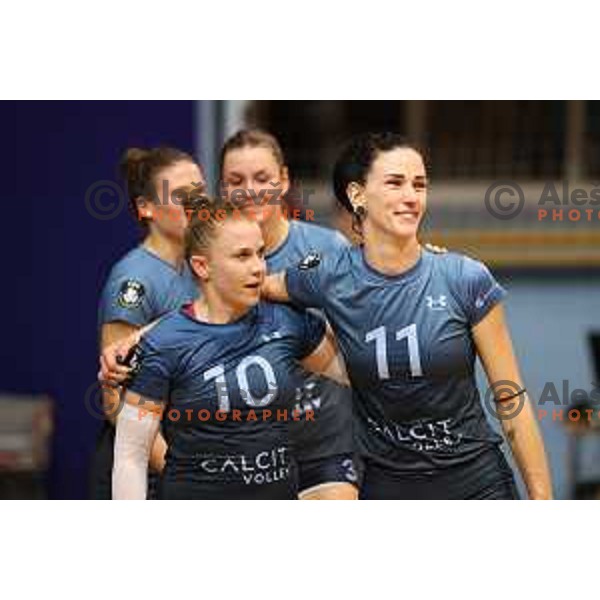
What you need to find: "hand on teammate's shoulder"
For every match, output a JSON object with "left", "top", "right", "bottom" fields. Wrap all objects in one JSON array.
[{"left": 424, "top": 242, "right": 448, "bottom": 255}]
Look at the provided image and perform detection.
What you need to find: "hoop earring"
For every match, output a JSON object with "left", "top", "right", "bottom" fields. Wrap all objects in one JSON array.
[
  {"left": 351, "top": 205, "right": 366, "bottom": 242},
  {"left": 354, "top": 205, "right": 367, "bottom": 220}
]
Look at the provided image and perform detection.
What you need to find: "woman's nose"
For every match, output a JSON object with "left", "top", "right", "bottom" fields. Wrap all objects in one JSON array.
[{"left": 251, "top": 256, "right": 265, "bottom": 276}]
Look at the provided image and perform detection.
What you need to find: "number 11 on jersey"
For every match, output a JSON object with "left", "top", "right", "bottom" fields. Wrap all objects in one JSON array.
[{"left": 365, "top": 324, "right": 423, "bottom": 379}]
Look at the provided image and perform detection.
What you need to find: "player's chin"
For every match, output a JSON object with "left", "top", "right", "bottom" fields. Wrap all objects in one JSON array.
[
  {"left": 164, "top": 222, "right": 187, "bottom": 241},
  {"left": 241, "top": 285, "right": 261, "bottom": 305},
  {"left": 255, "top": 203, "right": 279, "bottom": 224},
  {"left": 389, "top": 217, "right": 421, "bottom": 239}
]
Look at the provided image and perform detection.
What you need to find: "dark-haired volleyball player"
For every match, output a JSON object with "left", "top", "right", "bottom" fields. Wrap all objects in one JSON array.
[
  {"left": 91, "top": 147, "right": 204, "bottom": 499},
  {"left": 264, "top": 132, "right": 552, "bottom": 499},
  {"left": 113, "top": 201, "right": 348, "bottom": 499}
]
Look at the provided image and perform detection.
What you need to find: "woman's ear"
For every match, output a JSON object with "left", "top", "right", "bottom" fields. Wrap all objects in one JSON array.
[
  {"left": 346, "top": 182, "right": 365, "bottom": 211},
  {"left": 135, "top": 196, "right": 153, "bottom": 220},
  {"left": 189, "top": 255, "right": 210, "bottom": 280}
]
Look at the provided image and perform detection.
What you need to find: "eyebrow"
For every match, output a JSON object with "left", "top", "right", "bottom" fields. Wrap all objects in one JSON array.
[
  {"left": 226, "top": 169, "right": 270, "bottom": 178},
  {"left": 172, "top": 182, "right": 204, "bottom": 193},
  {"left": 384, "top": 173, "right": 427, "bottom": 180}
]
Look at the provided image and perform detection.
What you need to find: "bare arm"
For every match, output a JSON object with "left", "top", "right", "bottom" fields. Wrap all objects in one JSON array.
[
  {"left": 100, "top": 322, "right": 141, "bottom": 423},
  {"left": 262, "top": 273, "right": 290, "bottom": 303},
  {"left": 473, "top": 304, "right": 552, "bottom": 499},
  {"left": 300, "top": 324, "right": 349, "bottom": 386},
  {"left": 99, "top": 320, "right": 159, "bottom": 387}
]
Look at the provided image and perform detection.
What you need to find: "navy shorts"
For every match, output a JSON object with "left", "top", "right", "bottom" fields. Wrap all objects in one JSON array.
[{"left": 359, "top": 446, "right": 519, "bottom": 500}]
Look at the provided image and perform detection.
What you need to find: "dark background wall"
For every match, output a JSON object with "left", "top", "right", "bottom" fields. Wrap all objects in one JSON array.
[{"left": 0, "top": 101, "right": 196, "bottom": 498}]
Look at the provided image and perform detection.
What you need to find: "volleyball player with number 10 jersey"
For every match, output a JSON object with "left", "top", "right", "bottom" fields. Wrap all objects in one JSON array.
[{"left": 113, "top": 201, "right": 349, "bottom": 499}]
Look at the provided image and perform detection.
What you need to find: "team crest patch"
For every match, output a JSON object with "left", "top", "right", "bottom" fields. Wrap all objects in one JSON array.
[
  {"left": 117, "top": 280, "right": 145, "bottom": 309},
  {"left": 298, "top": 251, "right": 321, "bottom": 270}
]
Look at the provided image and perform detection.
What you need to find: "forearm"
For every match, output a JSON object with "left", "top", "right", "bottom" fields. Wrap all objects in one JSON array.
[
  {"left": 262, "top": 273, "right": 289, "bottom": 302},
  {"left": 102, "top": 385, "right": 122, "bottom": 426},
  {"left": 501, "top": 399, "right": 552, "bottom": 499},
  {"left": 320, "top": 352, "right": 350, "bottom": 386},
  {"left": 301, "top": 324, "right": 350, "bottom": 387},
  {"left": 472, "top": 305, "right": 553, "bottom": 499},
  {"left": 149, "top": 431, "right": 167, "bottom": 472}
]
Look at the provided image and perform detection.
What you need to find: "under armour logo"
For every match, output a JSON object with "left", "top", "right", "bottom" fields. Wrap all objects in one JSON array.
[
  {"left": 426, "top": 295, "right": 448, "bottom": 310},
  {"left": 298, "top": 251, "right": 321, "bottom": 270},
  {"left": 475, "top": 289, "right": 493, "bottom": 309},
  {"left": 261, "top": 331, "right": 283, "bottom": 343}
]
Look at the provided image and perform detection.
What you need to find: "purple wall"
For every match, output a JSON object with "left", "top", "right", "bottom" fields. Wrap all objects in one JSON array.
[{"left": 1, "top": 101, "right": 196, "bottom": 498}]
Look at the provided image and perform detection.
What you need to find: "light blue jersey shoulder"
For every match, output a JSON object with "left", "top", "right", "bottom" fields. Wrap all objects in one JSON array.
[
  {"left": 427, "top": 250, "right": 507, "bottom": 326},
  {"left": 266, "top": 220, "right": 350, "bottom": 273},
  {"left": 98, "top": 246, "right": 198, "bottom": 328}
]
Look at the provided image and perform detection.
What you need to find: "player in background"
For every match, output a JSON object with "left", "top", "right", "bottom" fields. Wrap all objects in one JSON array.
[
  {"left": 263, "top": 132, "right": 552, "bottom": 499},
  {"left": 219, "top": 129, "right": 358, "bottom": 499},
  {"left": 91, "top": 147, "right": 205, "bottom": 499}
]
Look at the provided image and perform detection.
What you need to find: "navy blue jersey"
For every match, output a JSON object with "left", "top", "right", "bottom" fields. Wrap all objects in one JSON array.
[
  {"left": 98, "top": 246, "right": 198, "bottom": 328},
  {"left": 127, "top": 302, "right": 326, "bottom": 499},
  {"left": 286, "top": 247, "right": 505, "bottom": 475},
  {"left": 266, "top": 221, "right": 354, "bottom": 463}
]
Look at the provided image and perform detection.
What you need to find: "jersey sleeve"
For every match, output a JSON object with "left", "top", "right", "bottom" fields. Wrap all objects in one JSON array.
[
  {"left": 285, "top": 251, "right": 331, "bottom": 310},
  {"left": 99, "top": 273, "right": 155, "bottom": 327},
  {"left": 125, "top": 334, "right": 171, "bottom": 403},
  {"left": 297, "top": 308, "right": 327, "bottom": 359},
  {"left": 459, "top": 256, "right": 507, "bottom": 326}
]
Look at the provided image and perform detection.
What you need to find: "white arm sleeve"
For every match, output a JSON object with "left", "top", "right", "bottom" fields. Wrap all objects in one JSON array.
[{"left": 113, "top": 402, "right": 161, "bottom": 500}]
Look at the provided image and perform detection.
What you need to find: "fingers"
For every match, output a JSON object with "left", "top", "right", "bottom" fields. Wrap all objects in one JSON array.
[
  {"left": 99, "top": 354, "right": 130, "bottom": 385},
  {"left": 103, "top": 344, "right": 131, "bottom": 374},
  {"left": 425, "top": 243, "right": 448, "bottom": 254}
]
